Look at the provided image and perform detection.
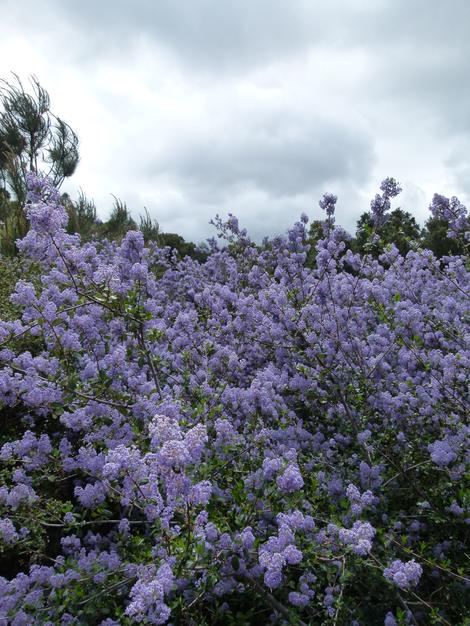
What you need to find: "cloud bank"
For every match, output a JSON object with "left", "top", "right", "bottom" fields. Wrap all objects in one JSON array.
[{"left": 1, "top": 0, "right": 469, "bottom": 241}]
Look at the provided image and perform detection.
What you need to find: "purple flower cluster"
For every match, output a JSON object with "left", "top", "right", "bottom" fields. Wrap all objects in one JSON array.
[
  {"left": 0, "top": 518, "right": 19, "bottom": 545},
  {"left": 0, "top": 174, "right": 468, "bottom": 624},
  {"left": 430, "top": 193, "right": 470, "bottom": 242},
  {"left": 258, "top": 511, "right": 313, "bottom": 590},
  {"left": 125, "top": 563, "right": 174, "bottom": 624},
  {"left": 428, "top": 438, "right": 458, "bottom": 467},
  {"left": 329, "top": 520, "right": 376, "bottom": 556},
  {"left": 383, "top": 559, "right": 423, "bottom": 589},
  {"left": 319, "top": 192, "right": 338, "bottom": 217},
  {"left": 370, "top": 176, "right": 402, "bottom": 227},
  {"left": 276, "top": 463, "right": 304, "bottom": 493},
  {"left": 346, "top": 483, "right": 375, "bottom": 516}
]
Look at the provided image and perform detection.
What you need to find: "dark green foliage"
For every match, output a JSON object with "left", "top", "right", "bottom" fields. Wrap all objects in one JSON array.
[
  {"left": 421, "top": 217, "right": 467, "bottom": 258},
  {"left": 100, "top": 196, "right": 137, "bottom": 240},
  {"left": 0, "top": 256, "right": 24, "bottom": 320},
  {"left": 63, "top": 190, "right": 98, "bottom": 240},
  {"left": 305, "top": 219, "right": 325, "bottom": 267},
  {"left": 159, "top": 232, "right": 209, "bottom": 262},
  {"left": 353, "top": 209, "right": 422, "bottom": 256},
  {"left": 95, "top": 199, "right": 206, "bottom": 260},
  {"left": 0, "top": 195, "right": 27, "bottom": 256},
  {"left": 139, "top": 207, "right": 160, "bottom": 243}
]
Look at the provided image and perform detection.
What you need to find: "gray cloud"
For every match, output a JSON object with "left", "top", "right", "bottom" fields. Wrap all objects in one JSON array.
[
  {"left": 157, "top": 115, "right": 374, "bottom": 198},
  {"left": 12, "top": 0, "right": 327, "bottom": 69},
  {"left": 1, "top": 0, "right": 470, "bottom": 242}
]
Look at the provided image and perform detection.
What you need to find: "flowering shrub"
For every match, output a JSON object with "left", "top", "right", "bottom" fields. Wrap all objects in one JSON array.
[{"left": 0, "top": 175, "right": 469, "bottom": 625}]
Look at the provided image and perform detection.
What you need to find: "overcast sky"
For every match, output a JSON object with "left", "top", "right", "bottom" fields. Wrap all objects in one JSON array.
[{"left": 1, "top": 0, "right": 469, "bottom": 243}]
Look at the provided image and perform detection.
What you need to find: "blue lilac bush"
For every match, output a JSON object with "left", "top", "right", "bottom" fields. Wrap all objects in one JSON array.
[{"left": 0, "top": 174, "right": 469, "bottom": 625}]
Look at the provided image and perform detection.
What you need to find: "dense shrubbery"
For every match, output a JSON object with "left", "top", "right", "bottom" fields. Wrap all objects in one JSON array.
[
  {"left": 0, "top": 175, "right": 469, "bottom": 625},
  {"left": 1, "top": 188, "right": 207, "bottom": 262}
]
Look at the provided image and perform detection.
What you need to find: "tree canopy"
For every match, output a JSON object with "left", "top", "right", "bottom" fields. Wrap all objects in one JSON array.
[{"left": 0, "top": 74, "right": 79, "bottom": 204}]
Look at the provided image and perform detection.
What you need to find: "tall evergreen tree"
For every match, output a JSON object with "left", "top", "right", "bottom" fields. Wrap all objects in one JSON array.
[
  {"left": 0, "top": 74, "right": 79, "bottom": 204},
  {"left": 0, "top": 74, "right": 79, "bottom": 253},
  {"left": 421, "top": 216, "right": 467, "bottom": 258},
  {"left": 101, "top": 197, "right": 137, "bottom": 241},
  {"left": 353, "top": 208, "right": 422, "bottom": 256},
  {"left": 139, "top": 208, "right": 160, "bottom": 243},
  {"left": 62, "top": 190, "right": 99, "bottom": 241},
  {"left": 305, "top": 219, "right": 327, "bottom": 267}
]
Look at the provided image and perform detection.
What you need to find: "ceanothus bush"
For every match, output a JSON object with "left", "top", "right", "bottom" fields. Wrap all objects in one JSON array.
[{"left": 0, "top": 174, "right": 468, "bottom": 625}]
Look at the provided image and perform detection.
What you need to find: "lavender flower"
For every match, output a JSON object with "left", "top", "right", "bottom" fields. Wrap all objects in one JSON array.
[
  {"left": 0, "top": 518, "right": 19, "bottom": 545},
  {"left": 276, "top": 464, "right": 304, "bottom": 493},
  {"left": 0, "top": 175, "right": 467, "bottom": 624},
  {"left": 383, "top": 559, "right": 423, "bottom": 589},
  {"left": 288, "top": 591, "right": 310, "bottom": 607},
  {"left": 370, "top": 177, "right": 402, "bottom": 227},
  {"left": 428, "top": 439, "right": 458, "bottom": 466},
  {"left": 319, "top": 193, "right": 338, "bottom": 217}
]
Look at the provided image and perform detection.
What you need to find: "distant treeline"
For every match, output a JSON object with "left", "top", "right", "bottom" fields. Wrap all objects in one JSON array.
[{"left": 0, "top": 73, "right": 465, "bottom": 262}]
